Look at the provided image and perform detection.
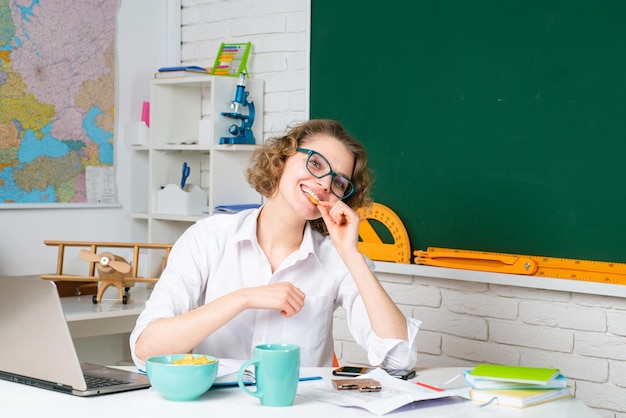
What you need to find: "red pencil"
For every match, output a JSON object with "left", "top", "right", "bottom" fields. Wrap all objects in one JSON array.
[{"left": 414, "top": 381, "right": 445, "bottom": 392}]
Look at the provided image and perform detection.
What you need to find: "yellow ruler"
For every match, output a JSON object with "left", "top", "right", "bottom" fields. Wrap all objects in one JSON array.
[
  {"left": 358, "top": 202, "right": 411, "bottom": 264},
  {"left": 414, "top": 247, "right": 626, "bottom": 285}
]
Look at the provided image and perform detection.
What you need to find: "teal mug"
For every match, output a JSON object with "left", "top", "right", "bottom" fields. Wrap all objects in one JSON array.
[{"left": 237, "top": 343, "right": 300, "bottom": 406}]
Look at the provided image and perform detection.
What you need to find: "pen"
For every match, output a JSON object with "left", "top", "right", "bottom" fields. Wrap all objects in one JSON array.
[
  {"left": 137, "top": 369, "right": 322, "bottom": 383},
  {"left": 181, "top": 162, "right": 190, "bottom": 189},
  {"left": 299, "top": 376, "right": 323, "bottom": 382}
]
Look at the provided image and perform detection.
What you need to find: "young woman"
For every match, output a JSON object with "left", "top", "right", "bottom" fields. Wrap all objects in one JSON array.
[{"left": 130, "top": 119, "right": 420, "bottom": 369}]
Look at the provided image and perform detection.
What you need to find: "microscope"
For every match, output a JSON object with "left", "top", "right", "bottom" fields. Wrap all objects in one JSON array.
[{"left": 219, "top": 72, "right": 256, "bottom": 144}]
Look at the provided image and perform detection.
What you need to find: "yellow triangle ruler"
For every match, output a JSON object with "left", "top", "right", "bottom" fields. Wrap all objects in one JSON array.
[
  {"left": 358, "top": 202, "right": 411, "bottom": 264},
  {"left": 415, "top": 247, "right": 626, "bottom": 285}
]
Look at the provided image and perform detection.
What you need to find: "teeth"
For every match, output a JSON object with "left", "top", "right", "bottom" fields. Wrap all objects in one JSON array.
[{"left": 303, "top": 188, "right": 320, "bottom": 204}]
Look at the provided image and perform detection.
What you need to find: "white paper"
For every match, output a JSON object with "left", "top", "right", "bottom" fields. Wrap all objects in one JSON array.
[
  {"left": 86, "top": 166, "right": 117, "bottom": 204},
  {"left": 213, "top": 358, "right": 254, "bottom": 386},
  {"left": 296, "top": 368, "right": 469, "bottom": 416}
]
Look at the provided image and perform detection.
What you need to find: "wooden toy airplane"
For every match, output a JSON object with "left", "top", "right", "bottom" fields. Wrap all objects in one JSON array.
[{"left": 41, "top": 241, "right": 173, "bottom": 304}]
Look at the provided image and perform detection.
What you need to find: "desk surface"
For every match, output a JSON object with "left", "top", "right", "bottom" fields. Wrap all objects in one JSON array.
[
  {"left": 61, "top": 284, "right": 151, "bottom": 322},
  {"left": 0, "top": 367, "right": 598, "bottom": 417},
  {"left": 60, "top": 285, "right": 152, "bottom": 363},
  {"left": 61, "top": 284, "right": 150, "bottom": 340}
]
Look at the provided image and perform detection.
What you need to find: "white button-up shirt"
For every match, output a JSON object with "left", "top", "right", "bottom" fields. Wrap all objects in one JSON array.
[{"left": 130, "top": 208, "right": 420, "bottom": 369}]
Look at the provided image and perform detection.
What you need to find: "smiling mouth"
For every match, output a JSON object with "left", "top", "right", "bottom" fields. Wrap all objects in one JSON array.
[{"left": 303, "top": 187, "right": 320, "bottom": 205}]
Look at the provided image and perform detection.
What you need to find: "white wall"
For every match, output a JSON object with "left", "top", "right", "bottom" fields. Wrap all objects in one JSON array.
[{"left": 0, "top": 0, "right": 178, "bottom": 276}]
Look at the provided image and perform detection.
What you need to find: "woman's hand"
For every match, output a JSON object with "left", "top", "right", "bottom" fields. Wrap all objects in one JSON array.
[
  {"left": 239, "top": 282, "right": 306, "bottom": 318},
  {"left": 317, "top": 201, "right": 360, "bottom": 257},
  {"left": 135, "top": 282, "right": 306, "bottom": 362}
]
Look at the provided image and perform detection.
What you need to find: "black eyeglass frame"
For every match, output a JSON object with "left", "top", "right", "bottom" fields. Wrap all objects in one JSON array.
[{"left": 295, "top": 147, "right": 356, "bottom": 200}]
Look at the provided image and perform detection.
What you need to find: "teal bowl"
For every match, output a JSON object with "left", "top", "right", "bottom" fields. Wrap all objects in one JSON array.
[{"left": 146, "top": 354, "right": 219, "bottom": 401}]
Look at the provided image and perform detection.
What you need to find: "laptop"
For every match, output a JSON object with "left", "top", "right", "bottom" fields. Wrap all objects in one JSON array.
[{"left": 0, "top": 275, "right": 150, "bottom": 396}]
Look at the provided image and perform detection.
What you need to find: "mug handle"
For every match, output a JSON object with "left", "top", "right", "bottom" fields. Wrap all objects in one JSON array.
[{"left": 238, "top": 359, "right": 261, "bottom": 399}]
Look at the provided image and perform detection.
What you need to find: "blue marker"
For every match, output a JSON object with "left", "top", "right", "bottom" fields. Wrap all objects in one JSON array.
[{"left": 181, "top": 162, "right": 190, "bottom": 189}]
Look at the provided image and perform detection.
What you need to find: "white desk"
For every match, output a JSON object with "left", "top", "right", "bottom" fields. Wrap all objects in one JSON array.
[
  {"left": 61, "top": 285, "right": 151, "bottom": 365},
  {"left": 61, "top": 284, "right": 150, "bottom": 338},
  {"left": 0, "top": 367, "right": 599, "bottom": 417}
]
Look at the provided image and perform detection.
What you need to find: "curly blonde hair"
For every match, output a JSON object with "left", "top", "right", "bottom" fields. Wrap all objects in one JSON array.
[{"left": 246, "top": 119, "right": 373, "bottom": 234}]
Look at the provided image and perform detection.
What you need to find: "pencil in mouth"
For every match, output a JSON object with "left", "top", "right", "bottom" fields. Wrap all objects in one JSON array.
[{"left": 304, "top": 189, "right": 320, "bottom": 205}]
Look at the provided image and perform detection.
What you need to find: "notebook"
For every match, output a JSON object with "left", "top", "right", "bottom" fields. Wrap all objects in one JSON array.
[
  {"left": 464, "top": 369, "right": 569, "bottom": 389},
  {"left": 469, "top": 387, "right": 571, "bottom": 408},
  {"left": 468, "top": 363, "right": 561, "bottom": 386},
  {"left": 0, "top": 275, "right": 150, "bottom": 396}
]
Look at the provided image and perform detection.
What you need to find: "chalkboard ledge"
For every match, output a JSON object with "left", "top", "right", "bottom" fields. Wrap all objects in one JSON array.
[{"left": 374, "top": 262, "right": 626, "bottom": 299}]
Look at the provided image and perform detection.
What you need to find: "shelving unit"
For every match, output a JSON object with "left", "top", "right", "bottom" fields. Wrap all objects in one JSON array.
[{"left": 131, "top": 75, "right": 264, "bottom": 250}]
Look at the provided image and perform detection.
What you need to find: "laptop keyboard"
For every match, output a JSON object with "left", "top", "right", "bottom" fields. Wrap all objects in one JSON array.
[{"left": 84, "top": 374, "right": 130, "bottom": 389}]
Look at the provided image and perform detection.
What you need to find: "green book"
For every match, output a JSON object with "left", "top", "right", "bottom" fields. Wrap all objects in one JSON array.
[
  {"left": 469, "top": 364, "right": 561, "bottom": 386},
  {"left": 464, "top": 370, "right": 568, "bottom": 389}
]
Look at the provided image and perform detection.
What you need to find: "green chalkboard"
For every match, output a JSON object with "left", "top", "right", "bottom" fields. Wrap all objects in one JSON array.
[{"left": 310, "top": 1, "right": 626, "bottom": 263}]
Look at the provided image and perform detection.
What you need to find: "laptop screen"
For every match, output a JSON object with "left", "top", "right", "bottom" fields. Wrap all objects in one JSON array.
[{"left": 0, "top": 276, "right": 94, "bottom": 391}]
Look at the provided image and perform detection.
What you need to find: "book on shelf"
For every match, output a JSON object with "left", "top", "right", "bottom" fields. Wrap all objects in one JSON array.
[
  {"left": 214, "top": 204, "right": 261, "bottom": 214},
  {"left": 469, "top": 387, "right": 571, "bottom": 408},
  {"left": 464, "top": 369, "right": 569, "bottom": 389},
  {"left": 154, "top": 65, "right": 209, "bottom": 79},
  {"left": 468, "top": 363, "right": 562, "bottom": 386}
]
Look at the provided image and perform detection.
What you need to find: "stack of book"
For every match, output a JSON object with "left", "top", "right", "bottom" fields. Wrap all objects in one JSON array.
[
  {"left": 465, "top": 364, "right": 571, "bottom": 408},
  {"left": 154, "top": 66, "right": 209, "bottom": 79}
]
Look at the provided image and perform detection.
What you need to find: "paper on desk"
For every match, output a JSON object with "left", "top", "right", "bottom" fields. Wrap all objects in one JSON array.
[
  {"left": 296, "top": 368, "right": 467, "bottom": 416},
  {"left": 216, "top": 358, "right": 246, "bottom": 377},
  {"left": 212, "top": 358, "right": 254, "bottom": 387}
]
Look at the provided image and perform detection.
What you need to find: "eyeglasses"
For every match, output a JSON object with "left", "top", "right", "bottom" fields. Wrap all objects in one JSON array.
[{"left": 296, "top": 147, "right": 355, "bottom": 199}]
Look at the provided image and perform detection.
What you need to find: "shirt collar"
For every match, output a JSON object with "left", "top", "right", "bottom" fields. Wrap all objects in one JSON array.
[
  {"left": 233, "top": 206, "right": 261, "bottom": 244},
  {"left": 234, "top": 207, "right": 322, "bottom": 265}
]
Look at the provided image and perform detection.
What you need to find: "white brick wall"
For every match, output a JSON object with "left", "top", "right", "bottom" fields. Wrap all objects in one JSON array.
[
  {"left": 180, "top": 1, "right": 626, "bottom": 416},
  {"left": 180, "top": 0, "right": 309, "bottom": 139},
  {"left": 341, "top": 273, "right": 626, "bottom": 417}
]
